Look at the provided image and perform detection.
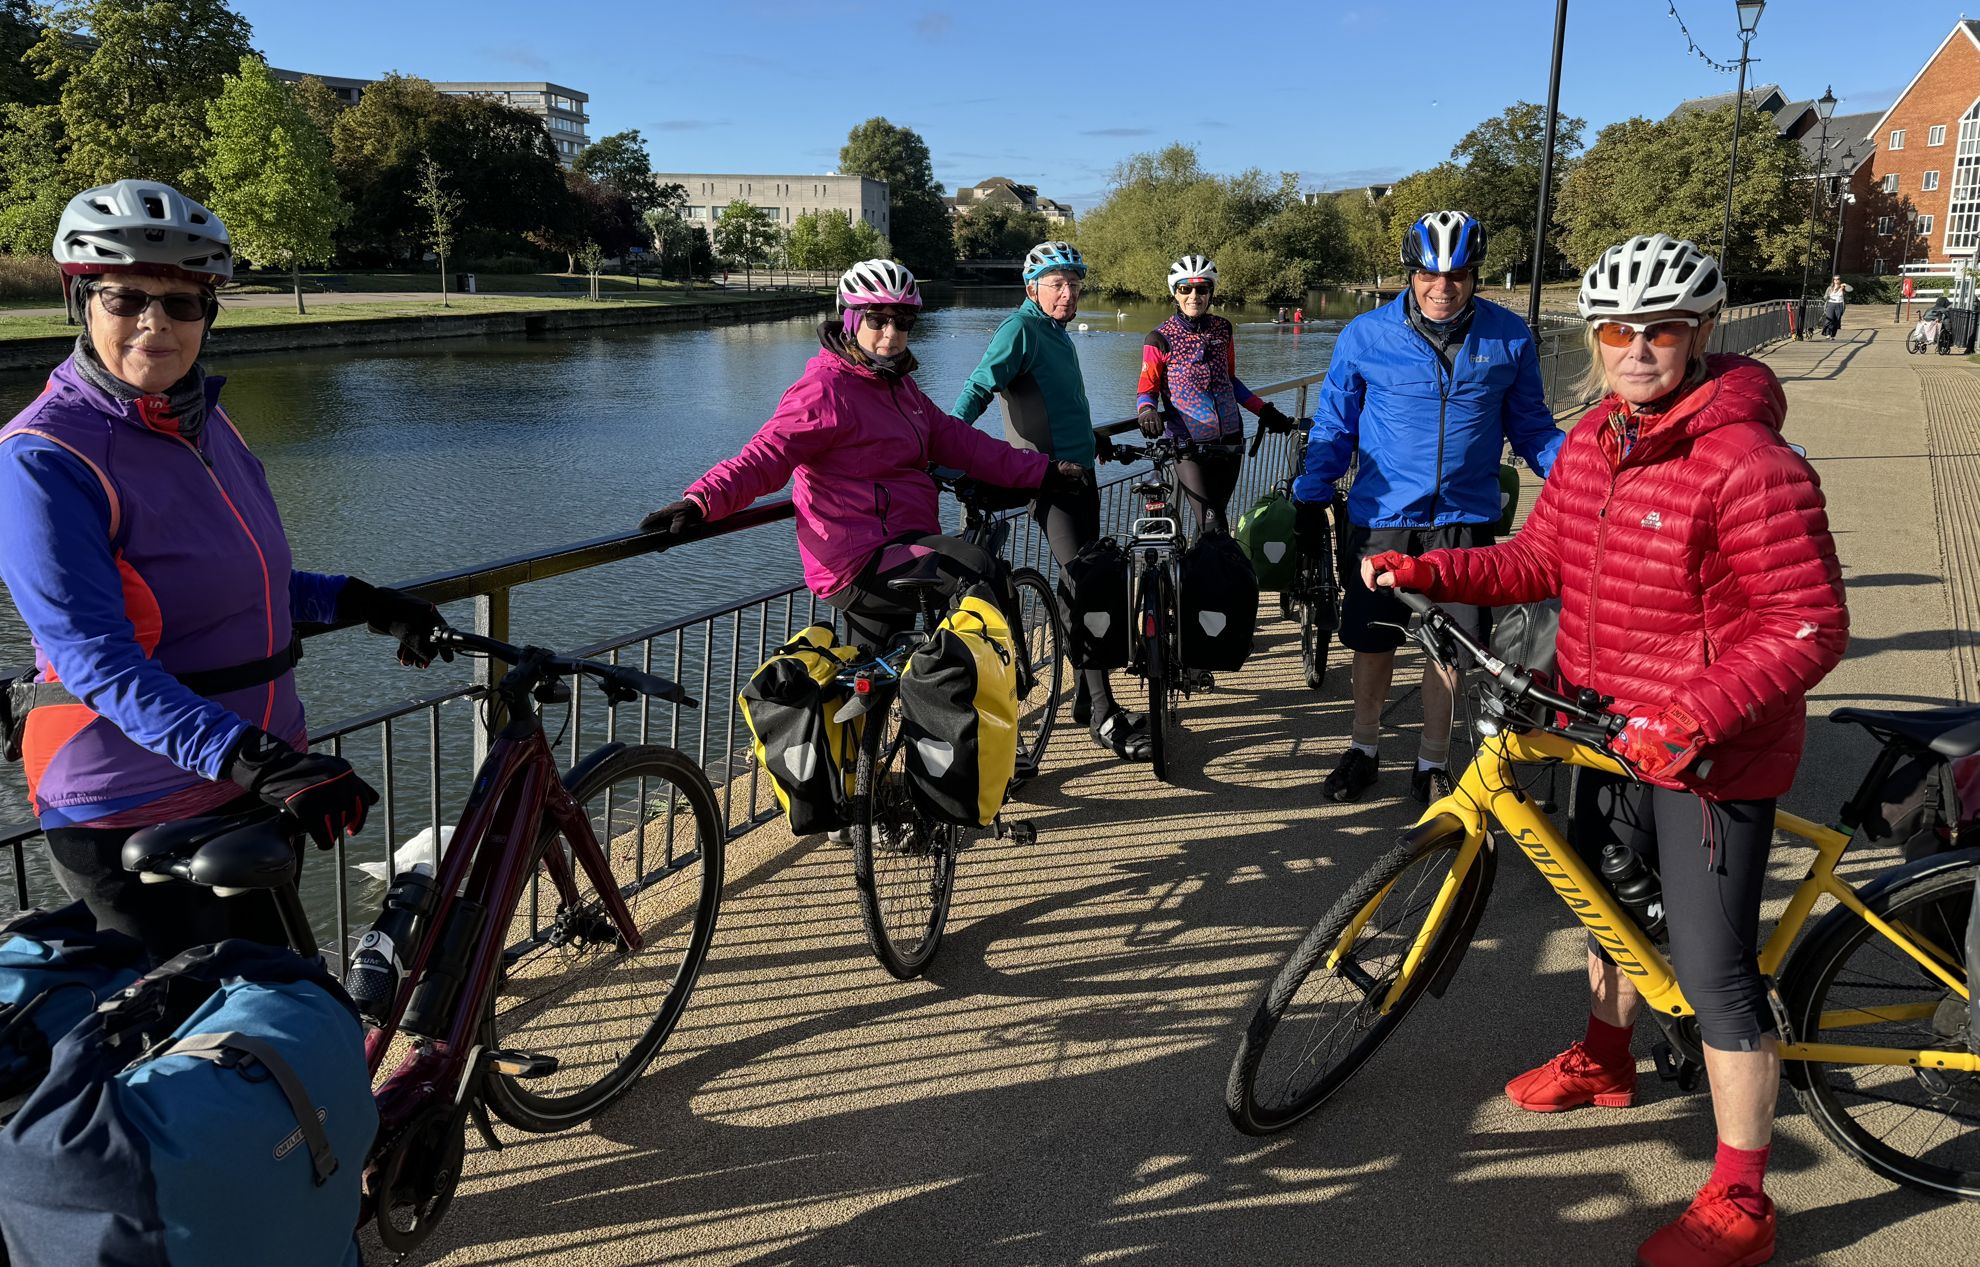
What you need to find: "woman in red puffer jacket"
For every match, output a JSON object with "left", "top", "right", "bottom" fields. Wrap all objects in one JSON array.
[{"left": 1366, "top": 235, "right": 1846, "bottom": 1267}]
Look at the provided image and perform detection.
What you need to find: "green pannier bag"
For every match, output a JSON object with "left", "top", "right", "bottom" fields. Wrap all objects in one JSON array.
[
  {"left": 1235, "top": 488, "right": 1300, "bottom": 591},
  {"left": 739, "top": 625, "right": 863, "bottom": 834}
]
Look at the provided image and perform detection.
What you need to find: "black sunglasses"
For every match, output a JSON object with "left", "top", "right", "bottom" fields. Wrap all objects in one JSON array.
[
  {"left": 860, "top": 310, "right": 917, "bottom": 332},
  {"left": 1175, "top": 283, "right": 1213, "bottom": 296},
  {"left": 90, "top": 284, "right": 213, "bottom": 323}
]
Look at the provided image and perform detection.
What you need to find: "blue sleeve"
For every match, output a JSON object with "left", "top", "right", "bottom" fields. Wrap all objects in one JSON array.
[
  {"left": 0, "top": 438, "right": 248, "bottom": 779},
  {"left": 1503, "top": 334, "right": 1565, "bottom": 478},
  {"left": 290, "top": 571, "right": 349, "bottom": 625},
  {"left": 1293, "top": 326, "right": 1362, "bottom": 501}
]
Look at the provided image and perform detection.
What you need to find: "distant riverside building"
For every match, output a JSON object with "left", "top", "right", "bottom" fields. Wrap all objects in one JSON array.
[
  {"left": 1840, "top": 20, "right": 1980, "bottom": 274},
  {"left": 270, "top": 71, "right": 592, "bottom": 165},
  {"left": 652, "top": 173, "right": 891, "bottom": 240},
  {"left": 950, "top": 177, "right": 1073, "bottom": 225}
]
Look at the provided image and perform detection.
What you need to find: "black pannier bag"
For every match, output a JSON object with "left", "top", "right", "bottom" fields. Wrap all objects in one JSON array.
[
  {"left": 1057, "top": 537, "right": 1132, "bottom": 670},
  {"left": 1177, "top": 533, "right": 1258, "bottom": 673}
]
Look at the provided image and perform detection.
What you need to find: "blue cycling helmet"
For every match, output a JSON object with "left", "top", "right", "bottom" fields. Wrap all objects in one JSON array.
[
  {"left": 1401, "top": 211, "right": 1486, "bottom": 273},
  {"left": 1023, "top": 240, "right": 1086, "bottom": 282}
]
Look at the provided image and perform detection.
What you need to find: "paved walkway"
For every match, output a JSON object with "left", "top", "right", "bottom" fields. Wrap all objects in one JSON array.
[{"left": 392, "top": 323, "right": 1979, "bottom": 1267}]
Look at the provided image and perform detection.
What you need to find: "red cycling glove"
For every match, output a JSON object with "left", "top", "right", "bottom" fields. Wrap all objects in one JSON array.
[
  {"left": 1362, "top": 550, "right": 1438, "bottom": 593},
  {"left": 1613, "top": 704, "right": 1707, "bottom": 780}
]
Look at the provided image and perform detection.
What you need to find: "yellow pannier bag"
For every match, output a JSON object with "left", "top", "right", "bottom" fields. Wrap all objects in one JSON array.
[
  {"left": 738, "top": 625, "right": 863, "bottom": 834},
  {"left": 899, "top": 584, "right": 1020, "bottom": 827}
]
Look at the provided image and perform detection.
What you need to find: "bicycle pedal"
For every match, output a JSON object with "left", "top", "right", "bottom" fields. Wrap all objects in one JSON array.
[
  {"left": 995, "top": 818, "right": 1038, "bottom": 845},
  {"left": 1650, "top": 1041, "right": 1702, "bottom": 1091},
  {"left": 487, "top": 1049, "right": 560, "bottom": 1079}
]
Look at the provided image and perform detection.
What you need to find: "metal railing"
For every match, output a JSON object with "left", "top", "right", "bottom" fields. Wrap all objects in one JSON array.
[{"left": 0, "top": 309, "right": 1796, "bottom": 946}]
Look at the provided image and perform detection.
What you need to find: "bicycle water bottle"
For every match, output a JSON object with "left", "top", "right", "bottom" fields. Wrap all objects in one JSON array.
[
  {"left": 1598, "top": 844, "right": 1666, "bottom": 940},
  {"left": 345, "top": 862, "right": 436, "bottom": 1023}
]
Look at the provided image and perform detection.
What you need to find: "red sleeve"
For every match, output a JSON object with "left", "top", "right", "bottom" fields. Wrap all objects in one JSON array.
[
  {"left": 1136, "top": 333, "right": 1168, "bottom": 412},
  {"left": 1420, "top": 470, "right": 1565, "bottom": 606}
]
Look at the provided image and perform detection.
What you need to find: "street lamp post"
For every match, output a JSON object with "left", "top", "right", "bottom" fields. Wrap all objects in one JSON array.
[
  {"left": 1795, "top": 87, "right": 1838, "bottom": 339},
  {"left": 1896, "top": 205, "right": 1919, "bottom": 323},
  {"left": 1829, "top": 147, "right": 1855, "bottom": 276},
  {"left": 1526, "top": 0, "right": 1570, "bottom": 328},
  {"left": 1718, "top": 0, "right": 1767, "bottom": 297}
]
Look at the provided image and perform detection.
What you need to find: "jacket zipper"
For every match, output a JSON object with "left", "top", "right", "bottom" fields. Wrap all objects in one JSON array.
[
  {"left": 170, "top": 432, "right": 279, "bottom": 728},
  {"left": 1425, "top": 356, "right": 1451, "bottom": 521},
  {"left": 1586, "top": 461, "right": 1620, "bottom": 687}
]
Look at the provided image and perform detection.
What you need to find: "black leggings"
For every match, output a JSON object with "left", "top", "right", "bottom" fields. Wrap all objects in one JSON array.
[
  {"left": 1571, "top": 770, "right": 1777, "bottom": 1052},
  {"left": 1176, "top": 445, "right": 1242, "bottom": 536},
  {"left": 1030, "top": 482, "right": 1117, "bottom": 717},
  {"left": 44, "top": 793, "right": 290, "bottom": 965},
  {"left": 822, "top": 533, "right": 996, "bottom": 653}
]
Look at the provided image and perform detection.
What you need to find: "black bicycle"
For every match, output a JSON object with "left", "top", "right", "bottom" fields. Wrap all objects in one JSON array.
[{"left": 1270, "top": 430, "right": 1347, "bottom": 692}]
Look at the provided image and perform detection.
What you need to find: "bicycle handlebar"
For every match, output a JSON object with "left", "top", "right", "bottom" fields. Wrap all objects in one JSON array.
[
  {"left": 435, "top": 627, "right": 698, "bottom": 708},
  {"left": 1390, "top": 589, "right": 1626, "bottom": 742},
  {"left": 1101, "top": 437, "right": 1215, "bottom": 467}
]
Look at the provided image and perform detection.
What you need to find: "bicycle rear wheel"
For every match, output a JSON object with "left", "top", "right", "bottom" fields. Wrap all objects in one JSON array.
[
  {"left": 1785, "top": 860, "right": 1980, "bottom": 1198},
  {"left": 852, "top": 696, "right": 958, "bottom": 979},
  {"left": 483, "top": 743, "right": 725, "bottom": 1133},
  {"left": 1145, "top": 590, "right": 1172, "bottom": 785},
  {"left": 1227, "top": 821, "right": 1479, "bottom": 1134},
  {"left": 1009, "top": 565, "right": 1063, "bottom": 777}
]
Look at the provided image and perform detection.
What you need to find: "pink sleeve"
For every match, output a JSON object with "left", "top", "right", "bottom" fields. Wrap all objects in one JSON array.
[
  {"left": 922, "top": 385, "right": 1050, "bottom": 488},
  {"left": 686, "top": 375, "right": 828, "bottom": 519}
]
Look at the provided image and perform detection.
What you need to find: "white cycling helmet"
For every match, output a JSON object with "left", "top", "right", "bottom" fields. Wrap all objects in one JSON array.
[
  {"left": 1168, "top": 254, "right": 1216, "bottom": 289},
  {"left": 1577, "top": 233, "right": 1725, "bottom": 320},
  {"left": 837, "top": 258, "right": 921, "bottom": 309},
  {"left": 52, "top": 179, "right": 233, "bottom": 283}
]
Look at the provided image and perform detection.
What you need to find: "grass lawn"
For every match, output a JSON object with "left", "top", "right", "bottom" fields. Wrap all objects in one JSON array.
[{"left": 0, "top": 290, "right": 810, "bottom": 342}]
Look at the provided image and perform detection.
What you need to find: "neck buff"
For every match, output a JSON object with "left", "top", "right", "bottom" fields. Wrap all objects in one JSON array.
[
  {"left": 1406, "top": 287, "right": 1474, "bottom": 342},
  {"left": 72, "top": 333, "right": 208, "bottom": 440},
  {"left": 820, "top": 319, "right": 916, "bottom": 378}
]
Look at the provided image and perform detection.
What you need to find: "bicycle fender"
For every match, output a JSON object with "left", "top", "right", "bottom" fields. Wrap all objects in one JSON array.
[
  {"left": 562, "top": 742, "right": 629, "bottom": 792},
  {"left": 1427, "top": 833, "right": 1497, "bottom": 1000}
]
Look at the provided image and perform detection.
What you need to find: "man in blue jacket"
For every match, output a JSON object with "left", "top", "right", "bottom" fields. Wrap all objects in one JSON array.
[{"left": 1293, "top": 211, "right": 1563, "bottom": 805}]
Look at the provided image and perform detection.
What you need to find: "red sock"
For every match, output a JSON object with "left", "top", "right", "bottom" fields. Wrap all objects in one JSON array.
[
  {"left": 1710, "top": 1139, "right": 1771, "bottom": 1217},
  {"left": 1581, "top": 1013, "right": 1634, "bottom": 1070}
]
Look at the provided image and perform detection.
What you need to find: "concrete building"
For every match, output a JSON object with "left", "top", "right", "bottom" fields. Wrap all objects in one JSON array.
[
  {"left": 653, "top": 173, "right": 891, "bottom": 240},
  {"left": 1838, "top": 20, "right": 1980, "bottom": 274},
  {"left": 269, "top": 72, "right": 592, "bottom": 165}
]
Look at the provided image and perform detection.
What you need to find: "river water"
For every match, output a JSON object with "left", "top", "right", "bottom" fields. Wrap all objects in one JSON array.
[{"left": 0, "top": 286, "right": 1371, "bottom": 912}]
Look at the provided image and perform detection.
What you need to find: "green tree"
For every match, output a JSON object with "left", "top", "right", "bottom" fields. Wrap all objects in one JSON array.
[
  {"left": 1448, "top": 102, "right": 1584, "bottom": 281},
  {"left": 1385, "top": 162, "right": 1471, "bottom": 266},
  {"left": 1329, "top": 188, "right": 1394, "bottom": 283},
  {"left": 573, "top": 129, "right": 659, "bottom": 215},
  {"left": 954, "top": 202, "right": 1050, "bottom": 260},
  {"left": 711, "top": 198, "right": 777, "bottom": 287},
  {"left": 202, "top": 56, "right": 343, "bottom": 314},
  {"left": 0, "top": 103, "right": 69, "bottom": 253},
  {"left": 288, "top": 74, "right": 344, "bottom": 147},
  {"left": 330, "top": 73, "right": 444, "bottom": 264},
  {"left": 1554, "top": 103, "right": 1813, "bottom": 285},
  {"left": 31, "top": 0, "right": 254, "bottom": 199},
  {"left": 786, "top": 209, "right": 887, "bottom": 271},
  {"left": 412, "top": 151, "right": 464, "bottom": 306},
  {"left": 0, "top": 0, "right": 55, "bottom": 106},
  {"left": 839, "top": 117, "right": 953, "bottom": 277}
]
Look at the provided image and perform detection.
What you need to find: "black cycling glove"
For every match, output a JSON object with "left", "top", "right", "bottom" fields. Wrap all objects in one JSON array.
[
  {"left": 1038, "top": 461, "right": 1093, "bottom": 500},
  {"left": 225, "top": 728, "right": 380, "bottom": 850},
  {"left": 339, "top": 578, "right": 449, "bottom": 668},
  {"left": 639, "top": 498, "right": 703, "bottom": 537},
  {"left": 1137, "top": 407, "right": 1165, "bottom": 438},
  {"left": 1258, "top": 402, "right": 1297, "bottom": 434},
  {"left": 1294, "top": 497, "right": 1333, "bottom": 546}
]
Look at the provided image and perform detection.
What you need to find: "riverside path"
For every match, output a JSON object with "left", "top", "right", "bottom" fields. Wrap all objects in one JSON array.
[{"left": 384, "top": 323, "right": 1977, "bottom": 1267}]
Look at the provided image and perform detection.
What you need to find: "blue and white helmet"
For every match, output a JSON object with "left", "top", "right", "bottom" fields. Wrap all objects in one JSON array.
[
  {"left": 1023, "top": 240, "right": 1086, "bottom": 282},
  {"left": 1401, "top": 211, "right": 1486, "bottom": 274}
]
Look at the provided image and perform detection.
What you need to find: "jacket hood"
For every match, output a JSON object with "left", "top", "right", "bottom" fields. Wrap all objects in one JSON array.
[
  {"left": 1591, "top": 354, "right": 1785, "bottom": 467},
  {"left": 807, "top": 344, "right": 915, "bottom": 390}
]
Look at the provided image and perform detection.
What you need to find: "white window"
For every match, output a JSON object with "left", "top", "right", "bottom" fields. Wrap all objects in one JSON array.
[
  {"left": 1879, "top": 215, "right": 1895, "bottom": 235},
  {"left": 1874, "top": 257, "right": 1888, "bottom": 274},
  {"left": 1891, "top": 129, "right": 1907, "bottom": 149},
  {"left": 1925, "top": 170, "right": 1942, "bottom": 191},
  {"left": 1931, "top": 124, "right": 1948, "bottom": 146},
  {"left": 1918, "top": 213, "right": 1936, "bottom": 234},
  {"left": 1944, "top": 97, "right": 1980, "bottom": 252},
  {"left": 685, "top": 206, "right": 704, "bottom": 220},
  {"left": 1884, "top": 173, "right": 1900, "bottom": 193}
]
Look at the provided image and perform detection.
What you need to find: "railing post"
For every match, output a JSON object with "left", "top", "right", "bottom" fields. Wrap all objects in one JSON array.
[
  {"left": 473, "top": 585, "right": 511, "bottom": 767},
  {"left": 1294, "top": 383, "right": 1309, "bottom": 427}
]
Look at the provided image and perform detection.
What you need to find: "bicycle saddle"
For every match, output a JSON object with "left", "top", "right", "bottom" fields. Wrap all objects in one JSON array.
[
  {"left": 123, "top": 812, "right": 299, "bottom": 892},
  {"left": 884, "top": 555, "right": 949, "bottom": 594},
  {"left": 1831, "top": 705, "right": 1980, "bottom": 758}
]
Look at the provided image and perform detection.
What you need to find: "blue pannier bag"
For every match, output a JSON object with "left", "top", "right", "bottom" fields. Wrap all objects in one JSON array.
[
  {"left": 0, "top": 939, "right": 377, "bottom": 1267},
  {"left": 0, "top": 902, "right": 144, "bottom": 1123}
]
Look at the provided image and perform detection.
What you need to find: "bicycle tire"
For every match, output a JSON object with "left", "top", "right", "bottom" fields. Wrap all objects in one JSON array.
[
  {"left": 1784, "top": 860, "right": 1980, "bottom": 1199},
  {"left": 1299, "top": 589, "right": 1332, "bottom": 691},
  {"left": 851, "top": 696, "right": 958, "bottom": 979},
  {"left": 1145, "top": 570, "right": 1172, "bottom": 784},
  {"left": 1226, "top": 822, "right": 1479, "bottom": 1134},
  {"left": 482, "top": 743, "right": 725, "bottom": 1132},
  {"left": 1009, "top": 566, "right": 1064, "bottom": 777}
]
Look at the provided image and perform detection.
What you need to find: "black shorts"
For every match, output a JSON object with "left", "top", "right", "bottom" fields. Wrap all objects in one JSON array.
[{"left": 1338, "top": 523, "right": 1493, "bottom": 654}]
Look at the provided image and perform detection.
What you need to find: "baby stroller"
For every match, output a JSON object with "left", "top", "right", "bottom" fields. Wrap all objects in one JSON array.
[{"left": 1907, "top": 312, "right": 1945, "bottom": 355}]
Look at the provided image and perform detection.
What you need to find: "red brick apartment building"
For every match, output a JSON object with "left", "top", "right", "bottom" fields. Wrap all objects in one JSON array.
[{"left": 1842, "top": 19, "right": 1980, "bottom": 273}]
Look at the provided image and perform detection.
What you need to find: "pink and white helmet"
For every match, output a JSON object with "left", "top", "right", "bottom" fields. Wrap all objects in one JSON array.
[{"left": 838, "top": 258, "right": 921, "bottom": 310}]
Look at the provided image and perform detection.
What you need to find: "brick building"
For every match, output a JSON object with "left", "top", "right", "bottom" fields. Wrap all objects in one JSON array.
[{"left": 1840, "top": 20, "right": 1980, "bottom": 273}]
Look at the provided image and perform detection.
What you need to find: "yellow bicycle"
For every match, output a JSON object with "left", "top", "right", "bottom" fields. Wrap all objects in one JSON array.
[{"left": 1225, "top": 591, "right": 1980, "bottom": 1199}]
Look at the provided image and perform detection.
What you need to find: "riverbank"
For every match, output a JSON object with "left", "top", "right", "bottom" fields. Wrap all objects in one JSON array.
[{"left": 0, "top": 289, "right": 832, "bottom": 370}]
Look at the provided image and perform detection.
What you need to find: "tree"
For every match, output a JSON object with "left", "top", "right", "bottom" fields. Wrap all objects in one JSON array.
[
  {"left": 203, "top": 56, "right": 343, "bottom": 314},
  {"left": 331, "top": 73, "right": 448, "bottom": 264},
  {"left": 839, "top": 117, "right": 953, "bottom": 277},
  {"left": 573, "top": 129, "right": 660, "bottom": 215},
  {"left": 1447, "top": 102, "right": 1584, "bottom": 281},
  {"left": 30, "top": 0, "right": 254, "bottom": 199},
  {"left": 1385, "top": 163, "right": 1471, "bottom": 263},
  {"left": 0, "top": 104, "right": 70, "bottom": 254},
  {"left": 786, "top": 209, "right": 889, "bottom": 271},
  {"left": 0, "top": 1, "right": 55, "bottom": 106},
  {"left": 954, "top": 202, "right": 1050, "bottom": 260},
  {"left": 1329, "top": 188, "right": 1395, "bottom": 284},
  {"left": 711, "top": 199, "right": 777, "bottom": 288},
  {"left": 289, "top": 74, "right": 344, "bottom": 147},
  {"left": 577, "top": 239, "right": 602, "bottom": 301},
  {"left": 412, "top": 152, "right": 464, "bottom": 306}
]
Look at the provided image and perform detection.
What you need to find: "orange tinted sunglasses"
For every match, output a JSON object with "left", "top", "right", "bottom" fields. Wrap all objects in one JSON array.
[{"left": 1594, "top": 316, "right": 1700, "bottom": 349}]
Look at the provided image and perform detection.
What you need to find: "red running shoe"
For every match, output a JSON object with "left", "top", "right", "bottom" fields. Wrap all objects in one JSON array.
[
  {"left": 1636, "top": 1182, "right": 1776, "bottom": 1267},
  {"left": 1503, "top": 1040, "right": 1636, "bottom": 1111}
]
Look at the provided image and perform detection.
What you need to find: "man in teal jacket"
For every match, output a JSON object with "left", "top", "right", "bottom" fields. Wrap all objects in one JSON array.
[{"left": 954, "top": 241, "right": 1146, "bottom": 761}]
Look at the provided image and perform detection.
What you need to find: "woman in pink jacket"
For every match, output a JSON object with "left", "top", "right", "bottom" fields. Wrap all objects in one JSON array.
[{"left": 641, "top": 260, "right": 1087, "bottom": 649}]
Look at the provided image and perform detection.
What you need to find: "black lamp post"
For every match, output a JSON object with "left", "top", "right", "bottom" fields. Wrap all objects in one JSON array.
[
  {"left": 1829, "top": 146, "right": 1855, "bottom": 276},
  {"left": 1896, "top": 205, "right": 1919, "bottom": 323},
  {"left": 1795, "top": 87, "right": 1838, "bottom": 339},
  {"left": 1526, "top": 0, "right": 1570, "bottom": 329},
  {"left": 1718, "top": 0, "right": 1767, "bottom": 289}
]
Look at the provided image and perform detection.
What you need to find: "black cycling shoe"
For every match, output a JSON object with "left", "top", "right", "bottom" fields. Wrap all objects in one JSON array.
[
  {"left": 1323, "top": 748, "right": 1379, "bottom": 803},
  {"left": 1410, "top": 765, "right": 1453, "bottom": 805},
  {"left": 1093, "top": 709, "right": 1151, "bottom": 762}
]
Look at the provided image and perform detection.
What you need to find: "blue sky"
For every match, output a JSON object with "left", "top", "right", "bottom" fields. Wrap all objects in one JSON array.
[{"left": 236, "top": 0, "right": 1950, "bottom": 210}]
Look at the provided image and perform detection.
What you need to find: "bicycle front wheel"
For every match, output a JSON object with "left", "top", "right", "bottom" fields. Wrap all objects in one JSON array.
[
  {"left": 852, "top": 697, "right": 958, "bottom": 979},
  {"left": 1009, "top": 565, "right": 1063, "bottom": 777},
  {"left": 1145, "top": 595, "right": 1172, "bottom": 785},
  {"left": 1785, "top": 859, "right": 1980, "bottom": 1198},
  {"left": 1226, "top": 821, "right": 1480, "bottom": 1134},
  {"left": 483, "top": 743, "right": 725, "bottom": 1133}
]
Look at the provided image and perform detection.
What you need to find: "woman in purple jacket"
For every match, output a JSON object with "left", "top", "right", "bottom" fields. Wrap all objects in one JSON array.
[
  {"left": 0, "top": 182, "right": 441, "bottom": 962},
  {"left": 642, "top": 259, "right": 1089, "bottom": 650}
]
